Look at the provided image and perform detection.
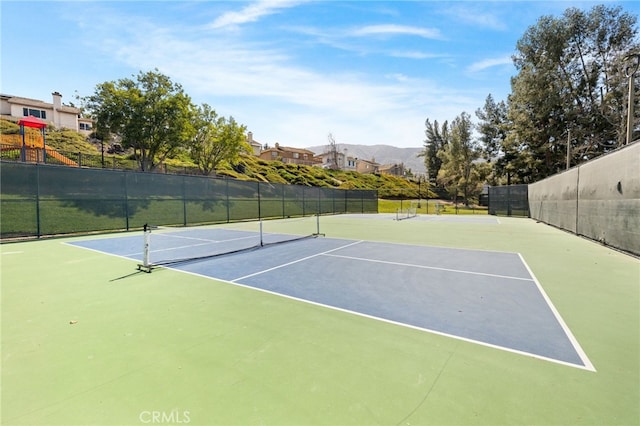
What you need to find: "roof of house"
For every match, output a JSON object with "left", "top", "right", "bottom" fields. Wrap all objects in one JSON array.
[
  {"left": 358, "top": 158, "right": 380, "bottom": 166},
  {"left": 2, "top": 94, "right": 80, "bottom": 114},
  {"left": 5, "top": 96, "right": 51, "bottom": 109},
  {"left": 379, "top": 163, "right": 403, "bottom": 171},
  {"left": 263, "top": 144, "right": 316, "bottom": 155}
]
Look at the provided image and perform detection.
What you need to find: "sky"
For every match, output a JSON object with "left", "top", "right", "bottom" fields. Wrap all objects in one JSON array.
[{"left": 2, "top": 1, "right": 639, "bottom": 149}]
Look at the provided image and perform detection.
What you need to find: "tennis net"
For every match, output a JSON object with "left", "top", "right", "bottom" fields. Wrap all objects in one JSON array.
[{"left": 137, "top": 215, "right": 323, "bottom": 271}]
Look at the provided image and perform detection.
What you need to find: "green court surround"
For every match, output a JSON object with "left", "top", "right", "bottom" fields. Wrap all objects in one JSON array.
[{"left": 1, "top": 215, "right": 638, "bottom": 425}]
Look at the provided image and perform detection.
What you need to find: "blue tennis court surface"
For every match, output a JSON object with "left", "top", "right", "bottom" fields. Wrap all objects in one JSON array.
[{"left": 69, "top": 227, "right": 593, "bottom": 370}]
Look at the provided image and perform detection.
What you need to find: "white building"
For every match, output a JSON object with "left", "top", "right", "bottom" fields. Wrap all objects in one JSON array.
[
  {"left": 317, "top": 149, "right": 357, "bottom": 171},
  {"left": 0, "top": 92, "right": 93, "bottom": 135},
  {"left": 245, "top": 131, "right": 262, "bottom": 156}
]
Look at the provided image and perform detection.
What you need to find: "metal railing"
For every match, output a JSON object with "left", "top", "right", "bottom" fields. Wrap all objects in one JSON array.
[{"left": 0, "top": 144, "right": 202, "bottom": 174}]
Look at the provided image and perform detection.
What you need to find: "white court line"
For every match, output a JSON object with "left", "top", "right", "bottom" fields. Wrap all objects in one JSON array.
[
  {"left": 155, "top": 233, "right": 256, "bottom": 243},
  {"left": 168, "top": 264, "right": 595, "bottom": 372},
  {"left": 518, "top": 253, "right": 596, "bottom": 372},
  {"left": 63, "top": 243, "right": 139, "bottom": 264},
  {"left": 122, "top": 235, "right": 258, "bottom": 257},
  {"left": 64, "top": 237, "right": 594, "bottom": 371},
  {"left": 322, "top": 253, "right": 534, "bottom": 282},
  {"left": 155, "top": 234, "right": 219, "bottom": 243},
  {"left": 231, "top": 240, "right": 364, "bottom": 282}
]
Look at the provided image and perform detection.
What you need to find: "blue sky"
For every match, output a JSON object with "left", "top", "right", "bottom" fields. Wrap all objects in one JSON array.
[{"left": 2, "top": 1, "right": 639, "bottom": 148}]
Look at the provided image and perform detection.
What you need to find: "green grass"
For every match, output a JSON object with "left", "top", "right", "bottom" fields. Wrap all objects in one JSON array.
[
  {"left": 378, "top": 198, "right": 488, "bottom": 215},
  {"left": 1, "top": 215, "right": 638, "bottom": 425}
]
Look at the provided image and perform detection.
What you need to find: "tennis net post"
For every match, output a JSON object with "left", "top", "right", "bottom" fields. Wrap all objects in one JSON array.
[{"left": 137, "top": 224, "right": 157, "bottom": 273}]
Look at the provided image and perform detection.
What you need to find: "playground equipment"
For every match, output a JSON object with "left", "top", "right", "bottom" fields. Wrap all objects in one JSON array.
[{"left": 0, "top": 116, "right": 77, "bottom": 166}]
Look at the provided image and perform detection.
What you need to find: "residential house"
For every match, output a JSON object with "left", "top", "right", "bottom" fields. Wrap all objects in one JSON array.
[
  {"left": 245, "top": 131, "right": 262, "bottom": 156},
  {"left": 317, "top": 149, "right": 357, "bottom": 171},
  {"left": 356, "top": 158, "right": 380, "bottom": 174},
  {"left": 258, "top": 143, "right": 321, "bottom": 166},
  {"left": 379, "top": 163, "right": 405, "bottom": 177},
  {"left": 0, "top": 92, "right": 93, "bottom": 135}
]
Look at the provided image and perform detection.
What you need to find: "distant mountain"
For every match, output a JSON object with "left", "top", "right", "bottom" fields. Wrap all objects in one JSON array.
[{"left": 307, "top": 143, "right": 425, "bottom": 175}]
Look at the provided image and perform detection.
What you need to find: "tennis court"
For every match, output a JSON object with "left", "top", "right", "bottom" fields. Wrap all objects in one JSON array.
[{"left": 2, "top": 214, "right": 638, "bottom": 425}]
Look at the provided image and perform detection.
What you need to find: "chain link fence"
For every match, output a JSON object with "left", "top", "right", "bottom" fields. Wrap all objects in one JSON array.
[
  {"left": 1, "top": 162, "right": 378, "bottom": 239},
  {"left": 488, "top": 184, "right": 530, "bottom": 217}
]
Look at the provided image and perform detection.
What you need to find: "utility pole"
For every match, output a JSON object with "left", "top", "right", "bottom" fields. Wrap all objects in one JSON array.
[
  {"left": 624, "top": 53, "right": 639, "bottom": 146},
  {"left": 566, "top": 129, "right": 571, "bottom": 170}
]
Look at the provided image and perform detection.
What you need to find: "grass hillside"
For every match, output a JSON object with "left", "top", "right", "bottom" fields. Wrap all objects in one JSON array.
[
  {"left": 217, "top": 154, "right": 432, "bottom": 199},
  {"left": 0, "top": 119, "right": 433, "bottom": 199},
  {"left": 0, "top": 119, "right": 97, "bottom": 153}
]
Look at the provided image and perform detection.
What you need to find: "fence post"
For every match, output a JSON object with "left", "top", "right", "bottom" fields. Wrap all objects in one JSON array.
[
  {"left": 282, "top": 184, "right": 286, "bottom": 218},
  {"left": 332, "top": 188, "right": 336, "bottom": 214},
  {"left": 257, "top": 181, "right": 262, "bottom": 220},
  {"left": 36, "top": 164, "right": 41, "bottom": 238},
  {"left": 345, "top": 191, "right": 348, "bottom": 213},
  {"left": 182, "top": 175, "right": 187, "bottom": 226},
  {"left": 225, "top": 178, "right": 230, "bottom": 223},
  {"left": 124, "top": 172, "right": 130, "bottom": 231}
]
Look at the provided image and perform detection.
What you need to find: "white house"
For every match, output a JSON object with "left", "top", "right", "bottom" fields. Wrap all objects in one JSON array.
[
  {"left": 317, "top": 148, "right": 357, "bottom": 171},
  {"left": 245, "top": 131, "right": 262, "bottom": 156},
  {"left": 0, "top": 92, "right": 93, "bottom": 135}
]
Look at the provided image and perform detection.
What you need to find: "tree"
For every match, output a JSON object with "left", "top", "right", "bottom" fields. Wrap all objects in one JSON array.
[
  {"left": 420, "top": 119, "right": 449, "bottom": 183},
  {"left": 475, "top": 94, "right": 514, "bottom": 185},
  {"left": 508, "top": 5, "right": 639, "bottom": 180},
  {"left": 188, "top": 104, "right": 249, "bottom": 176},
  {"left": 85, "top": 69, "right": 196, "bottom": 171},
  {"left": 475, "top": 95, "right": 508, "bottom": 160},
  {"left": 325, "top": 133, "right": 340, "bottom": 170},
  {"left": 436, "top": 112, "right": 483, "bottom": 205}
]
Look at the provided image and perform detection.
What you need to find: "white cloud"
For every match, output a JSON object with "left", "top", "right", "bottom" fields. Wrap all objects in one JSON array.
[
  {"left": 282, "top": 25, "right": 443, "bottom": 59},
  {"left": 209, "top": 0, "right": 304, "bottom": 29},
  {"left": 467, "top": 56, "right": 513, "bottom": 73},
  {"left": 72, "top": 5, "right": 483, "bottom": 148},
  {"left": 389, "top": 50, "right": 444, "bottom": 60},
  {"left": 443, "top": 5, "right": 507, "bottom": 31},
  {"left": 350, "top": 24, "right": 443, "bottom": 39}
]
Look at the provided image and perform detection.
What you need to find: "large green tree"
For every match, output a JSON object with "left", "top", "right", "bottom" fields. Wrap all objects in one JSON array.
[
  {"left": 508, "top": 5, "right": 639, "bottom": 180},
  {"left": 189, "top": 104, "right": 249, "bottom": 176},
  {"left": 475, "top": 94, "right": 521, "bottom": 185},
  {"left": 420, "top": 119, "right": 449, "bottom": 183},
  {"left": 85, "top": 70, "right": 196, "bottom": 171},
  {"left": 436, "top": 112, "right": 485, "bottom": 205}
]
